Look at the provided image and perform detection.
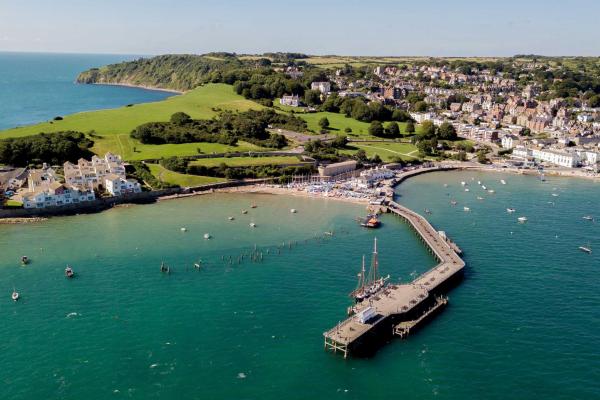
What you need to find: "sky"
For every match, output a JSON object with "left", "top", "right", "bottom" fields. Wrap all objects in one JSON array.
[{"left": 1, "top": 0, "right": 599, "bottom": 56}]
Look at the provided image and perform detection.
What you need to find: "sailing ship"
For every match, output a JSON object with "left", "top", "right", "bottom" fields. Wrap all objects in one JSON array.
[{"left": 349, "top": 238, "right": 389, "bottom": 304}]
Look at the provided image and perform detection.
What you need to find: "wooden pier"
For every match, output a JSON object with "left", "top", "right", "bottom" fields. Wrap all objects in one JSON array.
[{"left": 323, "top": 200, "right": 465, "bottom": 358}]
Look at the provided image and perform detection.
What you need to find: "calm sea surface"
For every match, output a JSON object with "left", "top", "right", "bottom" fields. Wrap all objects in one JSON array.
[
  {"left": 0, "top": 52, "right": 173, "bottom": 130},
  {"left": 1, "top": 171, "right": 599, "bottom": 399}
]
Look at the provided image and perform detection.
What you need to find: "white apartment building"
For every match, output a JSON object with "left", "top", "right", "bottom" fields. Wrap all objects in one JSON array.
[
  {"left": 104, "top": 174, "right": 142, "bottom": 196},
  {"left": 64, "top": 152, "right": 127, "bottom": 189},
  {"left": 20, "top": 182, "right": 95, "bottom": 209}
]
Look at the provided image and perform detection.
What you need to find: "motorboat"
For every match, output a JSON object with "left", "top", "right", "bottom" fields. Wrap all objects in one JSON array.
[
  {"left": 463, "top": 207, "right": 470, "bottom": 212},
  {"left": 242, "top": 210, "right": 248, "bottom": 214},
  {"left": 180, "top": 227, "right": 187, "bottom": 232},
  {"left": 582, "top": 216, "right": 594, "bottom": 221},
  {"left": 20, "top": 256, "right": 29, "bottom": 265},
  {"left": 194, "top": 260, "right": 202, "bottom": 269},
  {"left": 488, "top": 189, "right": 495, "bottom": 194},
  {"left": 477, "top": 181, "right": 481, "bottom": 185},
  {"left": 450, "top": 200, "right": 457, "bottom": 205},
  {"left": 518, "top": 216, "right": 528, "bottom": 223},
  {"left": 461, "top": 181, "right": 467, "bottom": 186},
  {"left": 12, "top": 289, "right": 19, "bottom": 302},
  {"left": 228, "top": 216, "right": 235, "bottom": 221},
  {"left": 443, "top": 183, "right": 448, "bottom": 187},
  {"left": 579, "top": 245, "right": 592, "bottom": 254},
  {"left": 250, "top": 204, "right": 257, "bottom": 209},
  {"left": 481, "top": 185, "right": 487, "bottom": 190},
  {"left": 290, "top": 209, "right": 297, "bottom": 213},
  {"left": 552, "top": 193, "right": 559, "bottom": 197},
  {"left": 464, "top": 188, "right": 470, "bottom": 192},
  {"left": 477, "top": 196, "right": 484, "bottom": 201},
  {"left": 360, "top": 214, "right": 381, "bottom": 228},
  {"left": 204, "top": 233, "right": 211, "bottom": 240},
  {"left": 65, "top": 266, "right": 74, "bottom": 278},
  {"left": 500, "top": 179, "right": 507, "bottom": 185},
  {"left": 424, "top": 208, "right": 432, "bottom": 214},
  {"left": 507, "top": 208, "right": 516, "bottom": 213},
  {"left": 249, "top": 222, "right": 257, "bottom": 228}
]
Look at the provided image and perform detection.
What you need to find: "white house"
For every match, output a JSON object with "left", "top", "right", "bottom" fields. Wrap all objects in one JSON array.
[
  {"left": 501, "top": 134, "right": 520, "bottom": 149},
  {"left": 280, "top": 95, "right": 301, "bottom": 107},
  {"left": 530, "top": 148, "right": 579, "bottom": 168},
  {"left": 311, "top": 81, "right": 331, "bottom": 94},
  {"left": 64, "top": 152, "right": 127, "bottom": 189},
  {"left": 104, "top": 174, "right": 142, "bottom": 196}
]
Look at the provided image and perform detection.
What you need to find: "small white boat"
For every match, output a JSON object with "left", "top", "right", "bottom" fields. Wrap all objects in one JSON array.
[
  {"left": 500, "top": 179, "right": 507, "bottom": 185},
  {"left": 477, "top": 181, "right": 481, "bottom": 185},
  {"left": 507, "top": 208, "right": 516, "bottom": 213},
  {"left": 551, "top": 193, "right": 559, "bottom": 197},
  {"left": 180, "top": 227, "right": 187, "bottom": 232},
  {"left": 450, "top": 200, "right": 457, "bottom": 205},
  {"left": 194, "top": 261, "right": 202, "bottom": 269},
  {"left": 582, "top": 216, "right": 594, "bottom": 221},
  {"left": 290, "top": 209, "right": 297, "bottom": 213},
  {"left": 481, "top": 185, "right": 487, "bottom": 190},
  {"left": 241, "top": 210, "right": 248, "bottom": 214},
  {"left": 65, "top": 266, "right": 74, "bottom": 278},
  {"left": 228, "top": 216, "right": 235, "bottom": 221},
  {"left": 443, "top": 184, "right": 448, "bottom": 187},
  {"left": 518, "top": 216, "right": 528, "bottom": 223},
  {"left": 463, "top": 207, "right": 470, "bottom": 212},
  {"left": 488, "top": 189, "right": 495, "bottom": 194},
  {"left": 249, "top": 223, "right": 257, "bottom": 228},
  {"left": 204, "top": 233, "right": 211, "bottom": 240},
  {"left": 12, "top": 288, "right": 19, "bottom": 302},
  {"left": 464, "top": 188, "right": 470, "bottom": 192},
  {"left": 461, "top": 181, "right": 466, "bottom": 186},
  {"left": 579, "top": 245, "right": 592, "bottom": 254},
  {"left": 477, "top": 196, "right": 484, "bottom": 200}
]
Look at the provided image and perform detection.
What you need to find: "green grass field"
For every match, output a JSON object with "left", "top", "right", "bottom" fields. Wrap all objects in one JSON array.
[
  {"left": 147, "top": 164, "right": 226, "bottom": 187},
  {"left": 189, "top": 156, "right": 306, "bottom": 168},
  {"left": 0, "top": 84, "right": 265, "bottom": 160},
  {"left": 341, "top": 141, "right": 419, "bottom": 162}
]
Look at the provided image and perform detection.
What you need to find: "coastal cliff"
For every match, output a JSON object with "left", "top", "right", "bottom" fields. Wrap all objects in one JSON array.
[{"left": 76, "top": 54, "right": 246, "bottom": 92}]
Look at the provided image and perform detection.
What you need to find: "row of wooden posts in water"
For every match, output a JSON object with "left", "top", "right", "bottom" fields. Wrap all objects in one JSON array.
[{"left": 159, "top": 229, "right": 350, "bottom": 274}]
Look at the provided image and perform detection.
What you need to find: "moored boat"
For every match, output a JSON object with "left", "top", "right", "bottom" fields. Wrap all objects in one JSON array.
[
  {"left": 360, "top": 214, "right": 381, "bottom": 228},
  {"left": 249, "top": 222, "right": 257, "bottom": 228},
  {"left": 518, "top": 216, "right": 528, "bottom": 223},
  {"left": 579, "top": 245, "right": 592, "bottom": 254},
  {"left": 507, "top": 208, "right": 516, "bottom": 213},
  {"left": 349, "top": 239, "right": 389, "bottom": 305},
  {"left": 204, "top": 233, "right": 211, "bottom": 240},
  {"left": 180, "top": 227, "right": 187, "bottom": 232},
  {"left": 582, "top": 215, "right": 593, "bottom": 221},
  {"left": 228, "top": 216, "right": 235, "bottom": 221},
  {"left": 65, "top": 265, "right": 74, "bottom": 278},
  {"left": 12, "top": 288, "right": 19, "bottom": 302},
  {"left": 501, "top": 179, "right": 506, "bottom": 185},
  {"left": 242, "top": 210, "right": 248, "bottom": 214},
  {"left": 20, "top": 256, "right": 29, "bottom": 265},
  {"left": 463, "top": 207, "right": 470, "bottom": 212}
]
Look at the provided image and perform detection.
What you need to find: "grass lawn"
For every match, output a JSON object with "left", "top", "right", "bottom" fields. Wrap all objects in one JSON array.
[
  {"left": 147, "top": 164, "right": 226, "bottom": 187},
  {"left": 341, "top": 141, "right": 420, "bottom": 162},
  {"left": 0, "top": 84, "right": 265, "bottom": 160},
  {"left": 189, "top": 156, "right": 306, "bottom": 168}
]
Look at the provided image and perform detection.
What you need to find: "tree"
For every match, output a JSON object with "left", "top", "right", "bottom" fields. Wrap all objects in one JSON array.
[
  {"left": 438, "top": 122, "right": 457, "bottom": 140},
  {"left": 385, "top": 121, "right": 400, "bottom": 137},
  {"left": 304, "top": 89, "right": 321, "bottom": 106},
  {"left": 318, "top": 117, "right": 330, "bottom": 129},
  {"left": 392, "top": 109, "right": 412, "bottom": 122},
  {"left": 368, "top": 121, "right": 385, "bottom": 137},
  {"left": 344, "top": 127, "right": 352, "bottom": 133},
  {"left": 170, "top": 112, "right": 192, "bottom": 126},
  {"left": 332, "top": 135, "right": 348, "bottom": 149},
  {"left": 405, "top": 121, "right": 416, "bottom": 134},
  {"left": 413, "top": 101, "right": 428, "bottom": 112},
  {"left": 354, "top": 149, "right": 368, "bottom": 162},
  {"left": 370, "top": 154, "right": 382, "bottom": 164},
  {"left": 477, "top": 150, "right": 488, "bottom": 164},
  {"left": 420, "top": 120, "right": 436, "bottom": 138}
]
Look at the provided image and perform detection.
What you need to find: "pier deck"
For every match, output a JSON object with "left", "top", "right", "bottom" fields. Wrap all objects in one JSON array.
[{"left": 324, "top": 198, "right": 465, "bottom": 358}]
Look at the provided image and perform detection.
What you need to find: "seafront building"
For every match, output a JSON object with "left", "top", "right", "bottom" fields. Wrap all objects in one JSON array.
[
  {"left": 318, "top": 160, "right": 357, "bottom": 180},
  {"left": 63, "top": 152, "right": 127, "bottom": 189},
  {"left": 20, "top": 182, "right": 95, "bottom": 209}
]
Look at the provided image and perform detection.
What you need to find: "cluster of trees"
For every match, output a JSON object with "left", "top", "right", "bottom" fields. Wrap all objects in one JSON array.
[
  {"left": 320, "top": 93, "right": 413, "bottom": 123},
  {"left": 367, "top": 121, "right": 415, "bottom": 138},
  {"left": 412, "top": 121, "right": 458, "bottom": 157},
  {"left": 232, "top": 68, "right": 328, "bottom": 102},
  {"left": 128, "top": 161, "right": 176, "bottom": 189},
  {"left": 131, "top": 110, "right": 298, "bottom": 149},
  {"left": 76, "top": 54, "right": 248, "bottom": 92},
  {"left": 0, "top": 131, "right": 94, "bottom": 166},
  {"left": 160, "top": 156, "right": 314, "bottom": 181}
]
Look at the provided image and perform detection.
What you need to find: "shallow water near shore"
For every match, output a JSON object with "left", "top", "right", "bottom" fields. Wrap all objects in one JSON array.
[{"left": 1, "top": 171, "right": 599, "bottom": 399}]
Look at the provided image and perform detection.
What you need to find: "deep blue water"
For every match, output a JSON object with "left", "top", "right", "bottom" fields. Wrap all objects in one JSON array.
[{"left": 0, "top": 52, "right": 172, "bottom": 130}]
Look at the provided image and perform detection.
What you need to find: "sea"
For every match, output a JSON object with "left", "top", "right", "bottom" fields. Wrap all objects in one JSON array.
[
  {"left": 1, "top": 171, "right": 599, "bottom": 399},
  {"left": 0, "top": 52, "right": 173, "bottom": 131}
]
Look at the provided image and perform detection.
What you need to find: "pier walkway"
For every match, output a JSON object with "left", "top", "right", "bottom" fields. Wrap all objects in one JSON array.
[{"left": 324, "top": 198, "right": 465, "bottom": 358}]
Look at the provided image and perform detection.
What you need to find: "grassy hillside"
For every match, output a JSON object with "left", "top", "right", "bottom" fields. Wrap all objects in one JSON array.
[
  {"left": 189, "top": 156, "right": 307, "bottom": 168},
  {"left": 1, "top": 84, "right": 266, "bottom": 160},
  {"left": 341, "top": 141, "right": 419, "bottom": 162},
  {"left": 147, "top": 164, "right": 226, "bottom": 187}
]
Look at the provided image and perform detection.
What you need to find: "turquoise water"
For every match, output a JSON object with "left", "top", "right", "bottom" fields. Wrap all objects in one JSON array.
[
  {"left": 1, "top": 172, "right": 599, "bottom": 399},
  {"left": 0, "top": 52, "right": 173, "bottom": 130}
]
